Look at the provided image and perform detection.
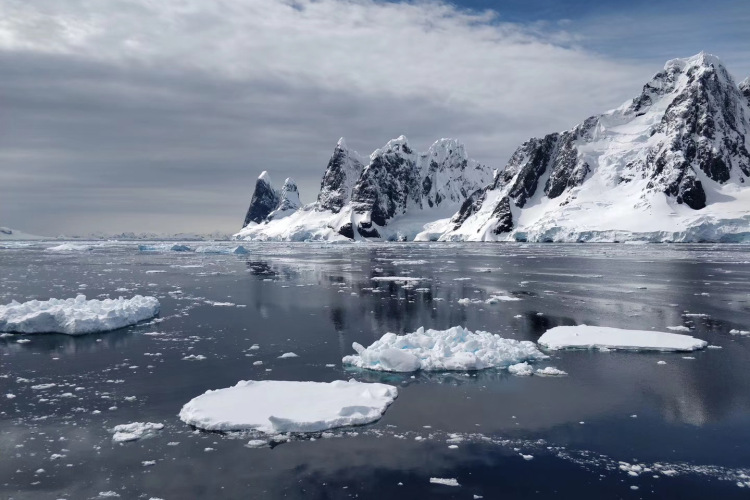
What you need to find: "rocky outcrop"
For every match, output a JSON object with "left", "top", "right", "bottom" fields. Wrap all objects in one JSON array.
[
  {"left": 242, "top": 172, "right": 280, "bottom": 227},
  {"left": 317, "top": 139, "right": 365, "bottom": 213}
]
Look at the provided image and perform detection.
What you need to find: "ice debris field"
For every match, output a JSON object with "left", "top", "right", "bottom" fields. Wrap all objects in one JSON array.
[{"left": 0, "top": 295, "right": 160, "bottom": 335}]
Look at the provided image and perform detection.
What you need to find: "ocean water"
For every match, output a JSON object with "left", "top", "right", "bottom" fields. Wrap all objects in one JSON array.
[{"left": 1, "top": 241, "right": 749, "bottom": 499}]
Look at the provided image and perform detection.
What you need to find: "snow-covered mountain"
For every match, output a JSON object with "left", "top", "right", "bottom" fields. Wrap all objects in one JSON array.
[
  {"left": 236, "top": 53, "right": 750, "bottom": 243},
  {"left": 427, "top": 52, "right": 750, "bottom": 242},
  {"left": 236, "top": 137, "right": 493, "bottom": 241},
  {"left": 0, "top": 226, "right": 48, "bottom": 240}
]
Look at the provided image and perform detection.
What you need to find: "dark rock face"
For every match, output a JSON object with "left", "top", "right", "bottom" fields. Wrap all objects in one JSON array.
[
  {"left": 741, "top": 77, "right": 750, "bottom": 106},
  {"left": 351, "top": 137, "right": 421, "bottom": 228},
  {"left": 489, "top": 196, "right": 514, "bottom": 234},
  {"left": 317, "top": 140, "right": 365, "bottom": 213},
  {"left": 451, "top": 188, "right": 488, "bottom": 230},
  {"left": 337, "top": 222, "right": 355, "bottom": 239},
  {"left": 242, "top": 174, "right": 279, "bottom": 227}
]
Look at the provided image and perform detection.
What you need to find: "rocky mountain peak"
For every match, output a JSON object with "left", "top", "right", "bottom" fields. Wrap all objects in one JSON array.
[
  {"left": 317, "top": 138, "right": 366, "bottom": 213},
  {"left": 242, "top": 171, "right": 281, "bottom": 227}
]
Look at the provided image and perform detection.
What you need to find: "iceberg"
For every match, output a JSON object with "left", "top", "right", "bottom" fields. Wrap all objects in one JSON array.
[
  {"left": 194, "top": 245, "right": 249, "bottom": 254},
  {"left": 342, "top": 326, "right": 547, "bottom": 372},
  {"left": 0, "top": 295, "right": 160, "bottom": 335},
  {"left": 111, "top": 422, "right": 164, "bottom": 442},
  {"left": 178, "top": 379, "right": 398, "bottom": 433},
  {"left": 538, "top": 325, "right": 707, "bottom": 352}
]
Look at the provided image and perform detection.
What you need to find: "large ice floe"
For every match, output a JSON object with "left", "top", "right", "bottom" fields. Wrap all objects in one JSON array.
[
  {"left": 0, "top": 295, "right": 160, "bottom": 335},
  {"left": 179, "top": 379, "right": 398, "bottom": 433},
  {"left": 342, "top": 326, "right": 547, "bottom": 372},
  {"left": 538, "top": 325, "right": 707, "bottom": 352}
]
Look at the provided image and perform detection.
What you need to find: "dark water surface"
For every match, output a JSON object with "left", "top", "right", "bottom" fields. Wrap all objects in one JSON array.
[{"left": 1, "top": 242, "right": 750, "bottom": 499}]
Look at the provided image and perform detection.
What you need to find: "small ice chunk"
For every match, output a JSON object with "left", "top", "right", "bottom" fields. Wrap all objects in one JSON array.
[
  {"left": 430, "top": 477, "right": 460, "bottom": 487},
  {"left": 538, "top": 325, "right": 707, "bottom": 352},
  {"left": 535, "top": 367, "right": 568, "bottom": 376},
  {"left": 508, "top": 362, "right": 533, "bottom": 376},
  {"left": 111, "top": 422, "right": 164, "bottom": 442},
  {"left": 178, "top": 379, "right": 397, "bottom": 433},
  {"left": 278, "top": 352, "right": 299, "bottom": 359}
]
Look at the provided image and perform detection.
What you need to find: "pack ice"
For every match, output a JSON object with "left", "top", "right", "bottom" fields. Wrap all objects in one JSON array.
[
  {"left": 538, "top": 325, "right": 708, "bottom": 352},
  {"left": 0, "top": 295, "right": 160, "bottom": 335},
  {"left": 342, "top": 326, "right": 547, "bottom": 372},
  {"left": 178, "top": 379, "right": 398, "bottom": 433}
]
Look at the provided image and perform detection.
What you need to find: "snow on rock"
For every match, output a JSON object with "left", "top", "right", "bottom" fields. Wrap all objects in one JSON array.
[
  {"left": 538, "top": 325, "right": 707, "bottom": 352},
  {"left": 179, "top": 379, "right": 397, "bottom": 433},
  {"left": 342, "top": 326, "right": 547, "bottom": 372},
  {"left": 0, "top": 295, "right": 160, "bottom": 335},
  {"left": 111, "top": 422, "right": 164, "bottom": 442}
]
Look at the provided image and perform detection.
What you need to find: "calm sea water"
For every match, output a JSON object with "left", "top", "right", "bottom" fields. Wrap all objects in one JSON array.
[{"left": 1, "top": 242, "right": 749, "bottom": 499}]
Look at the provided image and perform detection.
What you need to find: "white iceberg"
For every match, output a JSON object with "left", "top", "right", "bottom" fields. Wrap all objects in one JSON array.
[
  {"left": 178, "top": 379, "right": 398, "bottom": 433},
  {"left": 111, "top": 422, "right": 164, "bottom": 442},
  {"left": 0, "top": 295, "right": 160, "bottom": 335},
  {"left": 342, "top": 326, "right": 547, "bottom": 372},
  {"left": 538, "top": 325, "right": 707, "bottom": 352},
  {"left": 46, "top": 243, "right": 92, "bottom": 252}
]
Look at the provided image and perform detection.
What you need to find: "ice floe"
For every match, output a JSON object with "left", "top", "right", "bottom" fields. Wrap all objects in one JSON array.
[
  {"left": 178, "top": 379, "right": 398, "bottom": 433},
  {"left": 342, "top": 326, "right": 547, "bottom": 372},
  {"left": 538, "top": 325, "right": 707, "bottom": 352},
  {"left": 194, "top": 245, "right": 249, "bottom": 254},
  {"left": 0, "top": 295, "right": 160, "bottom": 335},
  {"left": 111, "top": 422, "right": 164, "bottom": 442}
]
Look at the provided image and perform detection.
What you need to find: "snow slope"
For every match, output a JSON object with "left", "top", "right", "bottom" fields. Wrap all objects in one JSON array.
[
  {"left": 0, "top": 227, "right": 47, "bottom": 240},
  {"left": 435, "top": 53, "right": 750, "bottom": 243}
]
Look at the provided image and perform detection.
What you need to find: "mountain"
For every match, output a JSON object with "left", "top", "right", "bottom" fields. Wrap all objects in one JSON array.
[
  {"left": 236, "top": 53, "right": 750, "bottom": 243},
  {"left": 235, "top": 137, "right": 493, "bottom": 241},
  {"left": 427, "top": 52, "right": 750, "bottom": 242}
]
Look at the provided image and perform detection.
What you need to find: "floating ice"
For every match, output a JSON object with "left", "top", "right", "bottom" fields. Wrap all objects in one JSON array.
[
  {"left": 535, "top": 367, "right": 568, "bottom": 376},
  {"left": 538, "top": 325, "right": 707, "bottom": 352},
  {"left": 111, "top": 422, "right": 164, "bottom": 442},
  {"left": 179, "top": 379, "right": 398, "bottom": 433},
  {"left": 342, "top": 326, "right": 546, "bottom": 372},
  {"left": 0, "top": 295, "right": 160, "bottom": 335},
  {"left": 46, "top": 243, "right": 92, "bottom": 252},
  {"left": 194, "top": 245, "right": 249, "bottom": 255},
  {"left": 430, "top": 477, "right": 460, "bottom": 487},
  {"left": 138, "top": 244, "right": 192, "bottom": 252},
  {"left": 508, "top": 362, "right": 534, "bottom": 376}
]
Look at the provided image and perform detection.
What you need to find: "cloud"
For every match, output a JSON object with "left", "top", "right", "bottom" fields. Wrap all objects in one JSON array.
[{"left": 0, "top": 0, "right": 703, "bottom": 234}]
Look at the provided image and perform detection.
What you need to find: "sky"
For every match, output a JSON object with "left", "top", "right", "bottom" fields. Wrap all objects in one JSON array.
[{"left": 1, "top": 0, "right": 749, "bottom": 236}]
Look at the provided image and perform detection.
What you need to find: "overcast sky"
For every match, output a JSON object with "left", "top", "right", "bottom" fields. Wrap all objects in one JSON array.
[{"left": 2, "top": 0, "right": 749, "bottom": 236}]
